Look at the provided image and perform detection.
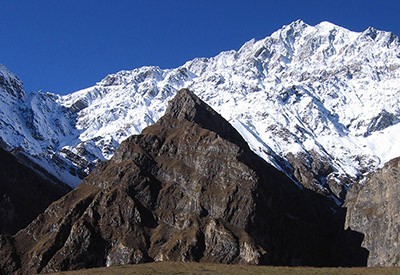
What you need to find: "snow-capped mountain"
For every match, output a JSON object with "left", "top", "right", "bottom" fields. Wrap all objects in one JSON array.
[
  {"left": 1, "top": 20, "right": 399, "bottom": 200},
  {"left": 0, "top": 64, "right": 80, "bottom": 185}
]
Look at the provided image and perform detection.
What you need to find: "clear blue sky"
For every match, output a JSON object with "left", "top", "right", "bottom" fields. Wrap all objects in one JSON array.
[{"left": 1, "top": 0, "right": 399, "bottom": 95}]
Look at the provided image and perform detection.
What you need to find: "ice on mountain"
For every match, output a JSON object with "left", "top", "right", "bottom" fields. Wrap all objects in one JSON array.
[{"left": 0, "top": 21, "right": 399, "bottom": 195}]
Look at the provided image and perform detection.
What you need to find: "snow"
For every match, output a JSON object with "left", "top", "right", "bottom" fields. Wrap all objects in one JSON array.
[
  {"left": 362, "top": 123, "right": 400, "bottom": 166},
  {"left": 0, "top": 20, "right": 399, "bottom": 191}
]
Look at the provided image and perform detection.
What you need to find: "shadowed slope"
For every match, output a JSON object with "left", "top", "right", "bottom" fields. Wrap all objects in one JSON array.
[{"left": 0, "top": 148, "right": 71, "bottom": 235}]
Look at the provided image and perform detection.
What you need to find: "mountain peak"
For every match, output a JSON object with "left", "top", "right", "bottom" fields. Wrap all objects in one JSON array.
[
  {"left": 275, "top": 19, "right": 309, "bottom": 37},
  {"left": 0, "top": 64, "right": 25, "bottom": 100},
  {"left": 316, "top": 21, "right": 339, "bottom": 30},
  {"left": 161, "top": 88, "right": 249, "bottom": 150},
  {"left": 287, "top": 19, "right": 309, "bottom": 29},
  {"left": 164, "top": 88, "right": 213, "bottom": 121}
]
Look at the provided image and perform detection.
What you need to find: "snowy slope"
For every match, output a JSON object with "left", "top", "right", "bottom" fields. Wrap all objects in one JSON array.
[
  {"left": 0, "top": 65, "right": 81, "bottom": 185},
  {"left": 1, "top": 20, "right": 399, "bottom": 196}
]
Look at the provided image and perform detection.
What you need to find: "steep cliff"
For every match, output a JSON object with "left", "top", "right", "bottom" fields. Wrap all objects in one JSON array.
[{"left": 345, "top": 157, "right": 400, "bottom": 266}]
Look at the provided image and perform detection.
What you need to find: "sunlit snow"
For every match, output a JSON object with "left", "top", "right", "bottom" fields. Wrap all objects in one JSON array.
[{"left": 0, "top": 20, "right": 399, "bottom": 190}]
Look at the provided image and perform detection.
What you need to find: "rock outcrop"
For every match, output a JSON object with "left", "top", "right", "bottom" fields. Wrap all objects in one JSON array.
[
  {"left": 0, "top": 147, "right": 71, "bottom": 235},
  {"left": 345, "top": 157, "right": 400, "bottom": 266},
  {"left": 0, "top": 89, "right": 365, "bottom": 274}
]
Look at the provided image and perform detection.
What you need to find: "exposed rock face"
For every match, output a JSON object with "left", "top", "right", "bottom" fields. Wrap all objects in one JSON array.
[
  {"left": 286, "top": 150, "right": 340, "bottom": 198},
  {"left": 0, "top": 89, "right": 365, "bottom": 274},
  {"left": 0, "top": 147, "right": 71, "bottom": 235},
  {"left": 345, "top": 157, "right": 400, "bottom": 266}
]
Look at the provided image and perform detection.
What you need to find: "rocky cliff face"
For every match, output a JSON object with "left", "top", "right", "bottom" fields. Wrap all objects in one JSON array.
[
  {"left": 345, "top": 157, "right": 400, "bottom": 266},
  {"left": 0, "top": 147, "right": 71, "bottom": 235},
  {"left": 0, "top": 89, "right": 366, "bottom": 274}
]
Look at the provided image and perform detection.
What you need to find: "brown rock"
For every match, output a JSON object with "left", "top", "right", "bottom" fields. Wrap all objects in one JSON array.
[
  {"left": 345, "top": 157, "right": 400, "bottom": 266},
  {"left": 0, "top": 89, "right": 365, "bottom": 273}
]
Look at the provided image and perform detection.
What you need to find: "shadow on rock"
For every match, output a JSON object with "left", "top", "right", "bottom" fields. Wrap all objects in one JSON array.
[{"left": 332, "top": 208, "right": 369, "bottom": 267}]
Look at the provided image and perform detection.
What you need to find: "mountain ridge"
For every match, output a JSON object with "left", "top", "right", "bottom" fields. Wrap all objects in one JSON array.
[{"left": 0, "top": 20, "right": 399, "bottom": 201}]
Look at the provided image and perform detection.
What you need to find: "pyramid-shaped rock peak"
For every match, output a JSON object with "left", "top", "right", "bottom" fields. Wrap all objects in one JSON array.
[
  {"left": 164, "top": 88, "right": 208, "bottom": 120},
  {"left": 0, "top": 89, "right": 367, "bottom": 274},
  {"left": 158, "top": 88, "right": 250, "bottom": 150}
]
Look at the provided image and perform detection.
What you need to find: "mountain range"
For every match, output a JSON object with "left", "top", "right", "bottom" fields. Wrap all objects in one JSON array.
[
  {"left": 1, "top": 20, "right": 399, "bottom": 202},
  {"left": 0, "top": 20, "right": 399, "bottom": 270}
]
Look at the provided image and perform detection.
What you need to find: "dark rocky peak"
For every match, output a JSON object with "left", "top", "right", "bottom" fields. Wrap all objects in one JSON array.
[
  {"left": 159, "top": 88, "right": 249, "bottom": 150},
  {"left": 163, "top": 88, "right": 214, "bottom": 121}
]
